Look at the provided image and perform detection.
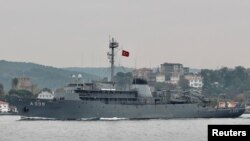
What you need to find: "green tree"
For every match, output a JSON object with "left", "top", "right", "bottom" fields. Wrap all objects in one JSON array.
[
  {"left": 12, "top": 78, "right": 18, "bottom": 89},
  {"left": 0, "top": 83, "right": 4, "bottom": 98},
  {"left": 41, "top": 88, "right": 52, "bottom": 93},
  {"left": 154, "top": 82, "right": 176, "bottom": 91},
  {"left": 8, "top": 89, "right": 34, "bottom": 98},
  {"left": 113, "top": 72, "right": 133, "bottom": 90},
  {"left": 201, "top": 66, "right": 250, "bottom": 98},
  {"left": 178, "top": 76, "right": 190, "bottom": 91}
]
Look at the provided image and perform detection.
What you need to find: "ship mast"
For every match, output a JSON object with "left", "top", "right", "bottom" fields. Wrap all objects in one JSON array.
[{"left": 108, "top": 38, "right": 119, "bottom": 81}]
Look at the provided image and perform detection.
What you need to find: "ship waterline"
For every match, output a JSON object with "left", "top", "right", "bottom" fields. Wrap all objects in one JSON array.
[
  {"left": 8, "top": 38, "right": 246, "bottom": 119},
  {"left": 9, "top": 95, "right": 245, "bottom": 120}
]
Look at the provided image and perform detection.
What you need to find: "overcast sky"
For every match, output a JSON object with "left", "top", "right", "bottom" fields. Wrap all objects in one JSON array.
[{"left": 0, "top": 0, "right": 250, "bottom": 69}]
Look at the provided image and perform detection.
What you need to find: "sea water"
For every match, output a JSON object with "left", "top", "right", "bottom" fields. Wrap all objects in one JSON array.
[{"left": 0, "top": 115, "right": 249, "bottom": 141}]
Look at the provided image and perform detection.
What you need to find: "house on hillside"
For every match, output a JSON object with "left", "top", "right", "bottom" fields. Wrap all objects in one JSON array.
[
  {"left": 37, "top": 91, "right": 54, "bottom": 100},
  {"left": 185, "top": 74, "right": 203, "bottom": 88},
  {"left": 0, "top": 100, "right": 9, "bottom": 113}
]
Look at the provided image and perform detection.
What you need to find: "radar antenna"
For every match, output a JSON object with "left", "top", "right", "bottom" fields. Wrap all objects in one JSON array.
[{"left": 108, "top": 38, "right": 119, "bottom": 81}]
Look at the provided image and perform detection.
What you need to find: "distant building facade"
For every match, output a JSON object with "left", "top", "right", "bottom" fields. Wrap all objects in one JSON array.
[
  {"left": 183, "top": 67, "right": 190, "bottom": 75},
  {"left": 37, "top": 91, "right": 54, "bottom": 100},
  {"left": 133, "top": 68, "right": 152, "bottom": 80},
  {"left": 133, "top": 68, "right": 156, "bottom": 86},
  {"left": 12, "top": 77, "right": 40, "bottom": 94},
  {"left": 158, "top": 63, "right": 187, "bottom": 85},
  {"left": 132, "top": 63, "right": 195, "bottom": 87},
  {"left": 12, "top": 77, "right": 32, "bottom": 90},
  {"left": 160, "top": 63, "right": 184, "bottom": 76},
  {"left": 156, "top": 74, "right": 165, "bottom": 83},
  {"left": 185, "top": 74, "right": 203, "bottom": 88},
  {"left": 168, "top": 73, "right": 180, "bottom": 85},
  {"left": 0, "top": 101, "right": 9, "bottom": 113}
]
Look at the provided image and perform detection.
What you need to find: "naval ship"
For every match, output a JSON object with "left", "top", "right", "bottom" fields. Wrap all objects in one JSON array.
[{"left": 9, "top": 38, "right": 245, "bottom": 120}]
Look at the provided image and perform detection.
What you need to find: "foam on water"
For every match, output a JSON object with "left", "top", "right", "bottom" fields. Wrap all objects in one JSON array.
[
  {"left": 18, "top": 116, "right": 129, "bottom": 121},
  {"left": 99, "top": 117, "right": 128, "bottom": 121},
  {"left": 20, "top": 116, "right": 56, "bottom": 120}
]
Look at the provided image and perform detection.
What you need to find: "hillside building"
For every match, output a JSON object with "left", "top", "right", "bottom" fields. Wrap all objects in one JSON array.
[
  {"left": 185, "top": 74, "right": 203, "bottom": 88},
  {"left": 12, "top": 77, "right": 40, "bottom": 94},
  {"left": 156, "top": 74, "right": 165, "bottom": 83},
  {"left": 133, "top": 68, "right": 156, "bottom": 86},
  {"left": 160, "top": 63, "right": 184, "bottom": 76},
  {"left": 37, "top": 91, "right": 54, "bottom": 100},
  {"left": 0, "top": 101, "right": 9, "bottom": 113}
]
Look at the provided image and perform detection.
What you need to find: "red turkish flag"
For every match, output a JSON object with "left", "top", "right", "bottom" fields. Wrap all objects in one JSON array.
[{"left": 122, "top": 50, "right": 129, "bottom": 57}]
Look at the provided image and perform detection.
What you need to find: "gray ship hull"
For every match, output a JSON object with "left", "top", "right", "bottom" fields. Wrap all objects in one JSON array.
[{"left": 9, "top": 96, "right": 245, "bottom": 120}]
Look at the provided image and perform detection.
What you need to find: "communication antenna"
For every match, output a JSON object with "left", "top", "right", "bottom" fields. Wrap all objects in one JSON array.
[
  {"left": 108, "top": 38, "right": 119, "bottom": 81},
  {"left": 133, "top": 59, "right": 137, "bottom": 88}
]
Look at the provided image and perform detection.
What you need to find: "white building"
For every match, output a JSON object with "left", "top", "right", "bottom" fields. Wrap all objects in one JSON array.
[
  {"left": 168, "top": 73, "right": 180, "bottom": 85},
  {"left": 156, "top": 74, "right": 166, "bottom": 83},
  {"left": 185, "top": 75, "right": 203, "bottom": 88},
  {"left": 37, "top": 91, "right": 54, "bottom": 100},
  {"left": 156, "top": 73, "right": 181, "bottom": 85},
  {"left": 0, "top": 101, "right": 9, "bottom": 113}
]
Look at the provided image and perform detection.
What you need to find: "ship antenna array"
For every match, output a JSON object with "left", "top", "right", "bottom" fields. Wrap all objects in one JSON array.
[{"left": 108, "top": 38, "right": 119, "bottom": 82}]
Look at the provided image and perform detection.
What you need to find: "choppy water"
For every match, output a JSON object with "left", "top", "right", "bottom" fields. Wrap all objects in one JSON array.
[{"left": 0, "top": 115, "right": 250, "bottom": 141}]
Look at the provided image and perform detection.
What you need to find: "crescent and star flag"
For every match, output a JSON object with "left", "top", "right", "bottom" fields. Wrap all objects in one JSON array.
[{"left": 122, "top": 50, "right": 129, "bottom": 57}]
